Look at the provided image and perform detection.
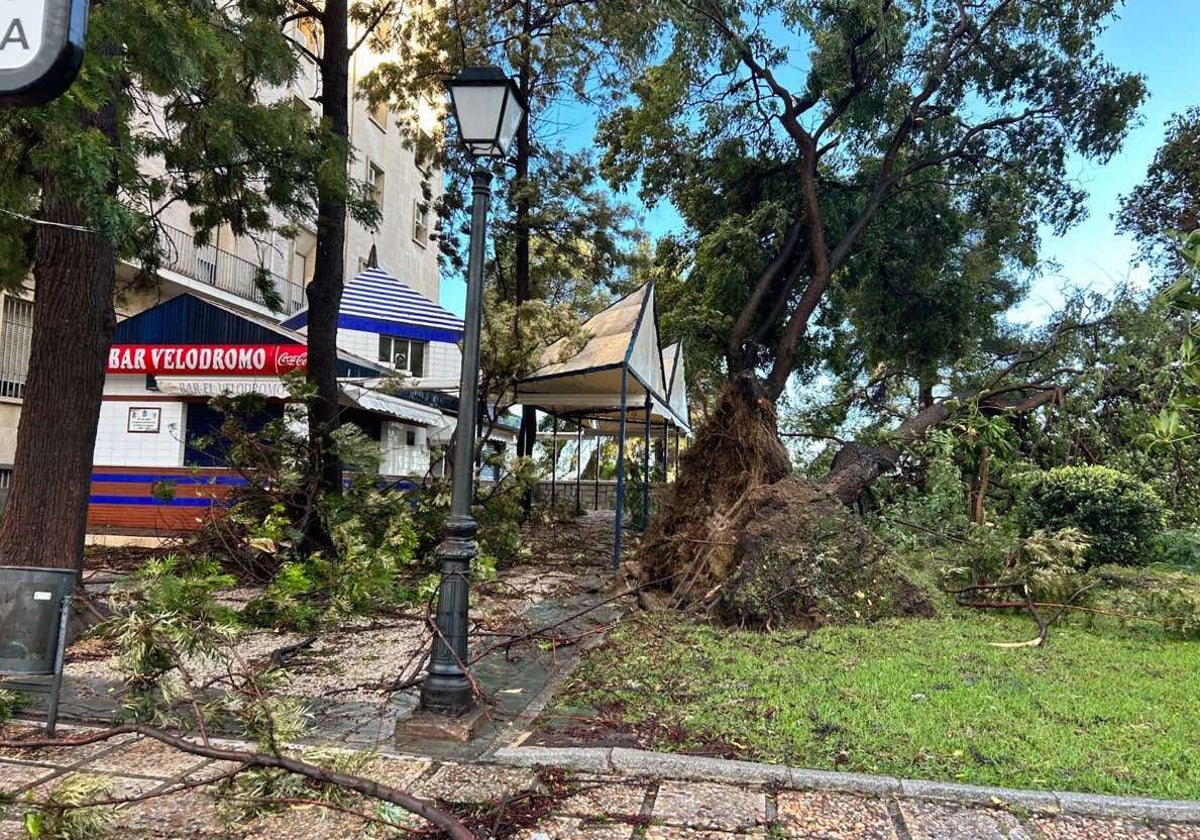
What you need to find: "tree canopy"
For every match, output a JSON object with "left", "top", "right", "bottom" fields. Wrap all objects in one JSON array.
[{"left": 594, "top": 0, "right": 1145, "bottom": 400}]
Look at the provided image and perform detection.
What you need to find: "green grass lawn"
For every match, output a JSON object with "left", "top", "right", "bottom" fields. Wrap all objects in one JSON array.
[{"left": 556, "top": 610, "right": 1200, "bottom": 799}]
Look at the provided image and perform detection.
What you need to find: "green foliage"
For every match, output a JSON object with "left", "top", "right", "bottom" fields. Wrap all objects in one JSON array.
[
  {"left": 0, "top": 690, "right": 25, "bottom": 724},
  {"left": 595, "top": 0, "right": 1143, "bottom": 391},
  {"left": 0, "top": 0, "right": 326, "bottom": 288},
  {"left": 21, "top": 774, "right": 115, "bottom": 840},
  {"left": 1013, "top": 466, "right": 1165, "bottom": 567},
  {"left": 242, "top": 488, "right": 422, "bottom": 631},
  {"left": 1117, "top": 107, "right": 1200, "bottom": 271},
  {"left": 99, "top": 556, "right": 239, "bottom": 721},
  {"left": 1149, "top": 528, "right": 1200, "bottom": 570},
  {"left": 217, "top": 747, "right": 372, "bottom": 819},
  {"left": 408, "top": 462, "right": 539, "bottom": 573},
  {"left": 559, "top": 609, "right": 1200, "bottom": 798}
]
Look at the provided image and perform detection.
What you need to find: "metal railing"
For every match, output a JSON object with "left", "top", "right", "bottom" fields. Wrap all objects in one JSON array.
[{"left": 158, "top": 224, "right": 306, "bottom": 315}]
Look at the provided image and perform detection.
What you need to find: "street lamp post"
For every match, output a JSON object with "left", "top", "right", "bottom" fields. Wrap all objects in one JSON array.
[{"left": 420, "top": 67, "right": 526, "bottom": 716}]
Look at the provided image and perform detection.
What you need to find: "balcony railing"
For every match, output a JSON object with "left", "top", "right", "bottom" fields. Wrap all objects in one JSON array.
[{"left": 158, "top": 224, "right": 306, "bottom": 316}]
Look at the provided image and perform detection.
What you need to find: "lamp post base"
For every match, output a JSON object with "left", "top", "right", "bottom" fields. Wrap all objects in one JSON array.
[
  {"left": 395, "top": 701, "right": 485, "bottom": 743},
  {"left": 419, "top": 673, "right": 474, "bottom": 716}
]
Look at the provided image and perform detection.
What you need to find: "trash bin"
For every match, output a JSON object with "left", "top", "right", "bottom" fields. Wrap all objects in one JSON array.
[{"left": 0, "top": 566, "right": 77, "bottom": 735}]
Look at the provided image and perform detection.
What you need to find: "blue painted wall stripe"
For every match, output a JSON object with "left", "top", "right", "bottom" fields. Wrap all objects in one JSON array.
[
  {"left": 91, "top": 473, "right": 249, "bottom": 486},
  {"left": 89, "top": 495, "right": 221, "bottom": 507}
]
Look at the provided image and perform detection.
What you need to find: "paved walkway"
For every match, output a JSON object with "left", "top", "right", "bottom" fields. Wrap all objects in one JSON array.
[
  {"left": 1, "top": 727, "right": 1199, "bottom": 838},
  {"left": 2, "top": 514, "right": 1197, "bottom": 837}
]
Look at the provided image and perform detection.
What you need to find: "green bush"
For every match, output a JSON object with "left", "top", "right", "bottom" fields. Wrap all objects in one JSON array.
[
  {"left": 1149, "top": 528, "right": 1200, "bottom": 570},
  {"left": 1013, "top": 466, "right": 1165, "bottom": 567}
]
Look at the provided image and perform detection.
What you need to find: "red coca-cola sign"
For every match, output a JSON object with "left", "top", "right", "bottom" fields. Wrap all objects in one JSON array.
[{"left": 106, "top": 345, "right": 308, "bottom": 376}]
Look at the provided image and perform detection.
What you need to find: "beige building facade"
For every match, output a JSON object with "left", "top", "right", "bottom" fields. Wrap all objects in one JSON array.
[{"left": 0, "top": 16, "right": 454, "bottom": 488}]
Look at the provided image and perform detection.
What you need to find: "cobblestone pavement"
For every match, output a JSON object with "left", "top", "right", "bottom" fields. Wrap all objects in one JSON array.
[{"left": 1, "top": 734, "right": 1199, "bottom": 839}]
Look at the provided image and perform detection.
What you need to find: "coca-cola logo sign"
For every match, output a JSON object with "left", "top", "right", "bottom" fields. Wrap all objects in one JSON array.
[{"left": 106, "top": 345, "right": 307, "bottom": 376}]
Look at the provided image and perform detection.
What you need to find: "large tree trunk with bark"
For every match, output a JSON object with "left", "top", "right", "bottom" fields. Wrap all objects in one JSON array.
[
  {"left": 0, "top": 103, "right": 119, "bottom": 571},
  {"left": 513, "top": 0, "right": 539, "bottom": 511},
  {"left": 306, "top": 1, "right": 351, "bottom": 518}
]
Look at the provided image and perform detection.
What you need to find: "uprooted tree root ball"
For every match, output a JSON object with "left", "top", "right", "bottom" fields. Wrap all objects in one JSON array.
[{"left": 635, "top": 376, "right": 933, "bottom": 629}]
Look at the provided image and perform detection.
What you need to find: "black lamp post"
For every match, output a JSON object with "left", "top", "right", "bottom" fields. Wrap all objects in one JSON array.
[{"left": 420, "top": 67, "right": 526, "bottom": 716}]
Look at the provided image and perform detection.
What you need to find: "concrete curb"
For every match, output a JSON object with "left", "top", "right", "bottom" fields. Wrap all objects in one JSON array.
[{"left": 491, "top": 745, "right": 1200, "bottom": 824}]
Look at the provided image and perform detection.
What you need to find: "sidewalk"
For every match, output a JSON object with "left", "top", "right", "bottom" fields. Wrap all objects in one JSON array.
[{"left": 2, "top": 726, "right": 1199, "bottom": 838}]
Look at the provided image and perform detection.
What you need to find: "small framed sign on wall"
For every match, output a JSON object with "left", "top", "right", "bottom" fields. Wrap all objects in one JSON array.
[{"left": 127, "top": 406, "right": 161, "bottom": 434}]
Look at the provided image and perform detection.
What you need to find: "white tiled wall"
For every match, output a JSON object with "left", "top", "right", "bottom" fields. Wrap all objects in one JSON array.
[
  {"left": 93, "top": 400, "right": 187, "bottom": 467},
  {"left": 426, "top": 341, "right": 461, "bottom": 380},
  {"left": 380, "top": 421, "right": 428, "bottom": 477},
  {"left": 337, "top": 327, "right": 378, "bottom": 361},
  {"left": 338, "top": 326, "right": 460, "bottom": 381}
]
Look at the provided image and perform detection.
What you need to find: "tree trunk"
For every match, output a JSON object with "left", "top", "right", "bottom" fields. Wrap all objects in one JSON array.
[
  {"left": 306, "top": 1, "right": 351, "bottom": 512},
  {"left": 514, "top": 2, "right": 538, "bottom": 509},
  {"left": 0, "top": 103, "right": 119, "bottom": 572}
]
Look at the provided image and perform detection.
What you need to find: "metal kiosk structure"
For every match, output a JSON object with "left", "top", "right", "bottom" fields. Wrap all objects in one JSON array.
[
  {"left": 0, "top": 567, "right": 77, "bottom": 736},
  {"left": 515, "top": 284, "right": 691, "bottom": 568}
]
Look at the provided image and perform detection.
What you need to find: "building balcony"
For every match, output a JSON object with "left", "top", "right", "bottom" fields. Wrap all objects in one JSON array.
[{"left": 158, "top": 223, "right": 306, "bottom": 316}]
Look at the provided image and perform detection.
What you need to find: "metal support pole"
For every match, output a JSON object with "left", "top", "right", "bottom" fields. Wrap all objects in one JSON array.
[
  {"left": 46, "top": 593, "right": 71, "bottom": 738},
  {"left": 551, "top": 419, "right": 558, "bottom": 507},
  {"left": 421, "top": 167, "right": 491, "bottom": 716},
  {"left": 594, "top": 435, "right": 601, "bottom": 511},
  {"left": 575, "top": 425, "right": 583, "bottom": 514},
  {"left": 673, "top": 430, "right": 680, "bottom": 474},
  {"left": 642, "top": 392, "right": 651, "bottom": 531},
  {"left": 614, "top": 371, "right": 629, "bottom": 569},
  {"left": 662, "top": 422, "right": 669, "bottom": 481}
]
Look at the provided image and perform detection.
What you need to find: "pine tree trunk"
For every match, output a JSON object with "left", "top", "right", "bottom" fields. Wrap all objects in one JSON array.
[
  {"left": 306, "top": 1, "right": 350, "bottom": 508},
  {"left": 514, "top": 9, "right": 538, "bottom": 507},
  {"left": 0, "top": 105, "right": 119, "bottom": 571}
]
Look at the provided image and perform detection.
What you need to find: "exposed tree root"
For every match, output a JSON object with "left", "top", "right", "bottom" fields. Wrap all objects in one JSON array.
[{"left": 635, "top": 375, "right": 934, "bottom": 628}]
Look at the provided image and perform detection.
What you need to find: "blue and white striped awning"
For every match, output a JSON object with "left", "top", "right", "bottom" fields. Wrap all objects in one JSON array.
[{"left": 283, "top": 267, "right": 464, "bottom": 344}]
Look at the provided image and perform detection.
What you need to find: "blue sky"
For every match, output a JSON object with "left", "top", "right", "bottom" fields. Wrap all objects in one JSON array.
[{"left": 440, "top": 1, "right": 1200, "bottom": 323}]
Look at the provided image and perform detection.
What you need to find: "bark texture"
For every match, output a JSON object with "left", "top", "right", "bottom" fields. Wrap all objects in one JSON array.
[
  {"left": 0, "top": 103, "right": 120, "bottom": 571},
  {"left": 306, "top": 0, "right": 351, "bottom": 507}
]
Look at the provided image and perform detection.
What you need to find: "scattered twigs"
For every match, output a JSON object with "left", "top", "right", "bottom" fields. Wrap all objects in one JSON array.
[
  {"left": 0, "top": 725, "right": 475, "bottom": 840},
  {"left": 269, "top": 635, "right": 318, "bottom": 668}
]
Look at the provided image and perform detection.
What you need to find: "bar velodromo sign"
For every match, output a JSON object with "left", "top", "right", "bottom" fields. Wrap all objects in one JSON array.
[{"left": 0, "top": 0, "right": 88, "bottom": 106}]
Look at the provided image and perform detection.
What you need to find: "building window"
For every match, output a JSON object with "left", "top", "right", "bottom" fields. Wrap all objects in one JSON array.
[
  {"left": 370, "top": 99, "right": 388, "bottom": 130},
  {"left": 379, "top": 336, "right": 425, "bottom": 377},
  {"left": 412, "top": 198, "right": 429, "bottom": 247},
  {"left": 297, "top": 17, "right": 322, "bottom": 56},
  {"left": 0, "top": 296, "right": 33, "bottom": 400},
  {"left": 291, "top": 230, "right": 317, "bottom": 288},
  {"left": 367, "top": 162, "right": 385, "bottom": 212},
  {"left": 405, "top": 428, "right": 417, "bottom": 447}
]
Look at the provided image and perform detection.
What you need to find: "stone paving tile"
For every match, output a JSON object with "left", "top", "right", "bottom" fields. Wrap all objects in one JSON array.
[
  {"left": 412, "top": 762, "right": 540, "bottom": 804},
  {"left": 652, "top": 781, "right": 766, "bottom": 832},
  {"left": 776, "top": 790, "right": 898, "bottom": 839},
  {"left": 241, "top": 804, "right": 368, "bottom": 840},
  {"left": 360, "top": 755, "right": 432, "bottom": 791},
  {"left": 900, "top": 800, "right": 1034, "bottom": 840},
  {"left": 24, "top": 771, "right": 165, "bottom": 803},
  {"left": 644, "top": 827, "right": 769, "bottom": 839},
  {"left": 180, "top": 759, "right": 245, "bottom": 785},
  {"left": 0, "top": 760, "right": 60, "bottom": 795},
  {"left": 117, "top": 788, "right": 229, "bottom": 837},
  {"left": 559, "top": 778, "right": 648, "bottom": 819},
  {"left": 1030, "top": 815, "right": 1200, "bottom": 839},
  {"left": 0, "top": 726, "right": 133, "bottom": 766},
  {"left": 525, "top": 815, "right": 645, "bottom": 839},
  {"left": 87, "top": 737, "right": 212, "bottom": 779}
]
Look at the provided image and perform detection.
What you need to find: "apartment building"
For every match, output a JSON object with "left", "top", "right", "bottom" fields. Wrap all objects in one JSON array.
[{"left": 0, "top": 16, "right": 478, "bottom": 524}]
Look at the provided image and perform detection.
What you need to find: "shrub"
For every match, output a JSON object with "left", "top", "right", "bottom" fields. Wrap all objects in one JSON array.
[
  {"left": 1013, "top": 466, "right": 1165, "bottom": 567},
  {"left": 1148, "top": 527, "right": 1200, "bottom": 570}
]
